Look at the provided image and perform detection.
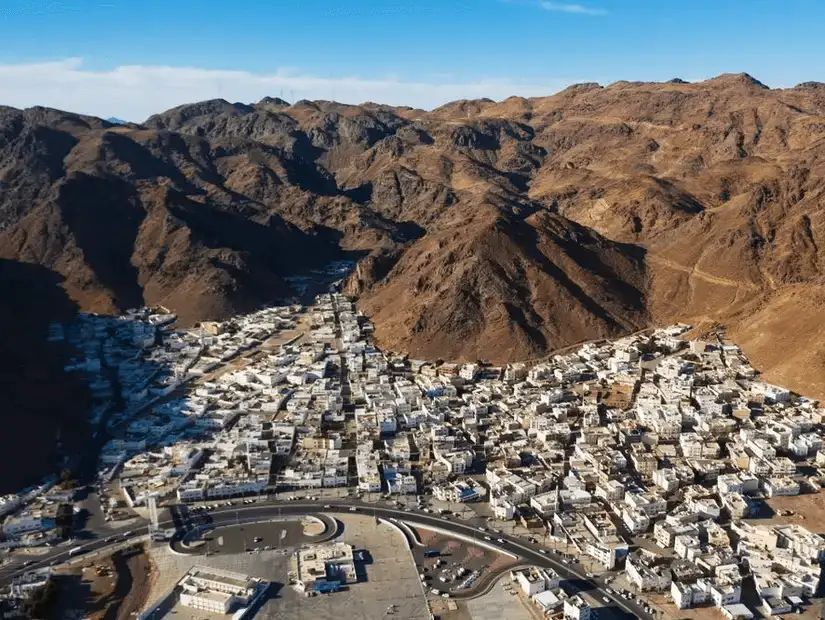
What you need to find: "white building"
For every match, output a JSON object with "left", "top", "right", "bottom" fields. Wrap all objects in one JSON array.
[
  {"left": 626, "top": 555, "right": 672, "bottom": 592},
  {"left": 178, "top": 566, "right": 263, "bottom": 615},
  {"left": 3, "top": 515, "right": 55, "bottom": 537},
  {"left": 563, "top": 595, "right": 591, "bottom": 620}
]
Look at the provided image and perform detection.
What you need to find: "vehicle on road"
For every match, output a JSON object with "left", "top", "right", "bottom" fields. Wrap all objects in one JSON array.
[
  {"left": 68, "top": 546, "right": 85, "bottom": 557},
  {"left": 349, "top": 507, "right": 357, "bottom": 512}
]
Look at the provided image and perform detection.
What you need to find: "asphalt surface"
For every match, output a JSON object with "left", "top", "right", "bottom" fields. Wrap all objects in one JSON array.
[{"left": 0, "top": 500, "right": 651, "bottom": 619}]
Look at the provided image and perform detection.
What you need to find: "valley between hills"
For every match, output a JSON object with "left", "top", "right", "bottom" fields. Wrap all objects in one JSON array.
[{"left": 2, "top": 72, "right": 825, "bottom": 431}]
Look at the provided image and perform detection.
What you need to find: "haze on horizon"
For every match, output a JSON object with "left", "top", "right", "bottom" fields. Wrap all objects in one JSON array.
[{"left": 0, "top": 0, "right": 822, "bottom": 121}]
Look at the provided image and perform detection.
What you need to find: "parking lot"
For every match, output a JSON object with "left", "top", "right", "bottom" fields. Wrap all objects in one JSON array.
[
  {"left": 204, "top": 520, "right": 316, "bottom": 555},
  {"left": 409, "top": 526, "right": 517, "bottom": 599}
]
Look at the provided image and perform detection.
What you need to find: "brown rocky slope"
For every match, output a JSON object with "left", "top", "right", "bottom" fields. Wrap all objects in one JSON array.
[{"left": 3, "top": 74, "right": 825, "bottom": 397}]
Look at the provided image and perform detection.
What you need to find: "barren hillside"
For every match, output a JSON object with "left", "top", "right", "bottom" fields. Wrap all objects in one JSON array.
[{"left": 3, "top": 74, "right": 825, "bottom": 396}]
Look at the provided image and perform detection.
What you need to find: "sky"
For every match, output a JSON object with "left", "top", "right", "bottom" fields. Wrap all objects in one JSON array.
[{"left": 0, "top": 0, "right": 823, "bottom": 121}]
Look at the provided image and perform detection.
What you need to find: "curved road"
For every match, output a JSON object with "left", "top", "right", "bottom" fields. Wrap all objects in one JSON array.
[{"left": 0, "top": 500, "right": 651, "bottom": 619}]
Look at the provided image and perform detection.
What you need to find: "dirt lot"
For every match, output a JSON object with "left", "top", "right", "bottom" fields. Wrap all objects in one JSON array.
[
  {"left": 752, "top": 493, "right": 825, "bottom": 532},
  {"left": 647, "top": 594, "right": 729, "bottom": 620},
  {"left": 430, "top": 598, "right": 472, "bottom": 620},
  {"left": 50, "top": 545, "right": 155, "bottom": 620},
  {"left": 647, "top": 593, "right": 823, "bottom": 620}
]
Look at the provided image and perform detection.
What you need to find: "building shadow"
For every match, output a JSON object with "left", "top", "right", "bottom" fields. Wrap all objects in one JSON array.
[{"left": 354, "top": 549, "right": 374, "bottom": 584}]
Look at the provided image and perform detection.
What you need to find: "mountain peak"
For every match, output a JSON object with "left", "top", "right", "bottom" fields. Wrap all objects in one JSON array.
[
  {"left": 257, "top": 96, "right": 290, "bottom": 107},
  {"left": 705, "top": 72, "right": 769, "bottom": 89},
  {"left": 795, "top": 81, "right": 825, "bottom": 90}
]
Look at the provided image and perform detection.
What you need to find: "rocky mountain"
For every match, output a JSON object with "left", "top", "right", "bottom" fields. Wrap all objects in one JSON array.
[{"left": 3, "top": 74, "right": 825, "bottom": 399}]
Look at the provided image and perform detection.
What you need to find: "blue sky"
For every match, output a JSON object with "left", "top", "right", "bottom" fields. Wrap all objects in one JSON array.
[{"left": 0, "top": 0, "right": 822, "bottom": 120}]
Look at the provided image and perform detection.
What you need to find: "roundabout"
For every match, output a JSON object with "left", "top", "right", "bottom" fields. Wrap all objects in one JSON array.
[{"left": 172, "top": 514, "right": 337, "bottom": 555}]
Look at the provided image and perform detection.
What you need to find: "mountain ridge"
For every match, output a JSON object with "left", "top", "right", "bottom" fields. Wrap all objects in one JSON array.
[{"left": 3, "top": 73, "right": 825, "bottom": 397}]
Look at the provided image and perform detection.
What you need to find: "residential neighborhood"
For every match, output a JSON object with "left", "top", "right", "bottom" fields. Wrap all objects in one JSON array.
[{"left": 4, "top": 292, "right": 825, "bottom": 619}]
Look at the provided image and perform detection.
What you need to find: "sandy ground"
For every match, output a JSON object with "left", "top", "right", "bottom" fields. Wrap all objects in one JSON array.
[
  {"left": 302, "top": 518, "right": 327, "bottom": 536},
  {"left": 464, "top": 576, "right": 533, "bottom": 620},
  {"left": 753, "top": 493, "right": 825, "bottom": 532},
  {"left": 647, "top": 594, "right": 727, "bottom": 620},
  {"left": 50, "top": 545, "right": 152, "bottom": 620},
  {"left": 430, "top": 598, "right": 472, "bottom": 620},
  {"left": 648, "top": 593, "right": 824, "bottom": 620}
]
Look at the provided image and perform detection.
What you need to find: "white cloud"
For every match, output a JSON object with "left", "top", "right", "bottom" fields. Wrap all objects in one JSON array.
[
  {"left": 540, "top": 2, "right": 606, "bottom": 15},
  {"left": 0, "top": 58, "right": 576, "bottom": 123}
]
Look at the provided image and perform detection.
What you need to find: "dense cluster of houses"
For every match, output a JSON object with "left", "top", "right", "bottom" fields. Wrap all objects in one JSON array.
[{"left": 4, "top": 289, "right": 825, "bottom": 618}]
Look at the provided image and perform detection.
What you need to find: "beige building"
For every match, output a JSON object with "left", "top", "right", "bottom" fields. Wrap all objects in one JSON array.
[
  {"left": 177, "top": 566, "right": 262, "bottom": 615},
  {"left": 293, "top": 542, "right": 357, "bottom": 592}
]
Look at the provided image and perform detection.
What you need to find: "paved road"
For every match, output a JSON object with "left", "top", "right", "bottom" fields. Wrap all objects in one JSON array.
[{"left": 0, "top": 500, "right": 651, "bottom": 619}]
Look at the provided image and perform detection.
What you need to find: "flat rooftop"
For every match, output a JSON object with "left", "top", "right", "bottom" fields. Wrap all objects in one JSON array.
[
  {"left": 164, "top": 600, "right": 227, "bottom": 620},
  {"left": 187, "top": 567, "right": 255, "bottom": 590}
]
